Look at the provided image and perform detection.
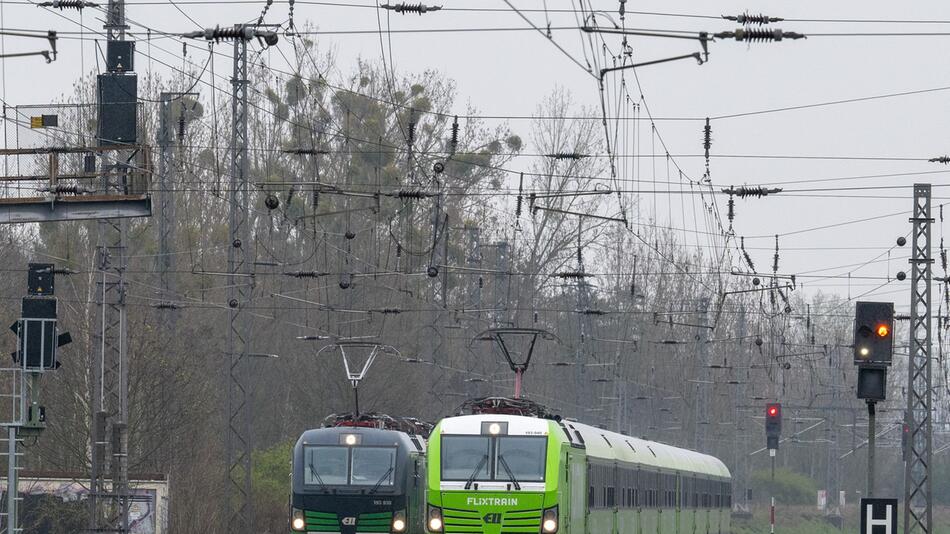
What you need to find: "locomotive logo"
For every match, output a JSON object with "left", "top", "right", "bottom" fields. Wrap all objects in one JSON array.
[
  {"left": 341, "top": 517, "right": 357, "bottom": 526},
  {"left": 483, "top": 513, "right": 502, "bottom": 524}
]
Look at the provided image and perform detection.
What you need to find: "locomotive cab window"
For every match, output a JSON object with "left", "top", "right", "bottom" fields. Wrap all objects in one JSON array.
[
  {"left": 495, "top": 436, "right": 546, "bottom": 482},
  {"left": 351, "top": 447, "right": 396, "bottom": 486},
  {"left": 303, "top": 445, "right": 397, "bottom": 486},
  {"left": 304, "top": 446, "right": 348, "bottom": 486},
  {"left": 441, "top": 436, "right": 490, "bottom": 480},
  {"left": 441, "top": 435, "right": 547, "bottom": 483}
]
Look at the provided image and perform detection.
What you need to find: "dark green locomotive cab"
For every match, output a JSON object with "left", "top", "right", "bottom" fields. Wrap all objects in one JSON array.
[{"left": 291, "top": 426, "right": 427, "bottom": 534}]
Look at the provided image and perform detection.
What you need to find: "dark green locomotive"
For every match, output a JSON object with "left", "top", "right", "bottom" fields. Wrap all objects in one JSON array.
[{"left": 291, "top": 417, "right": 428, "bottom": 534}]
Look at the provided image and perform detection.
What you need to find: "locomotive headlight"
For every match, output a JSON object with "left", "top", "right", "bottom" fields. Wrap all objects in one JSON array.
[
  {"left": 541, "top": 506, "right": 558, "bottom": 533},
  {"left": 392, "top": 511, "right": 407, "bottom": 532},
  {"left": 427, "top": 506, "right": 443, "bottom": 533},
  {"left": 291, "top": 508, "right": 306, "bottom": 531}
]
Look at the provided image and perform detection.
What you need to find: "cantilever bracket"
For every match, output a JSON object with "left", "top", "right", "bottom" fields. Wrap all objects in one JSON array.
[
  {"left": 600, "top": 52, "right": 704, "bottom": 79},
  {"left": 0, "top": 30, "right": 58, "bottom": 62}
]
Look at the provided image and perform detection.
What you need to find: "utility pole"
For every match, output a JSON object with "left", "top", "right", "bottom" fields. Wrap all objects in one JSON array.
[
  {"left": 155, "top": 92, "right": 195, "bottom": 322},
  {"left": 735, "top": 305, "right": 749, "bottom": 509},
  {"left": 227, "top": 25, "right": 253, "bottom": 534},
  {"left": 904, "top": 183, "right": 934, "bottom": 534},
  {"left": 826, "top": 343, "right": 841, "bottom": 521},
  {"left": 696, "top": 297, "right": 710, "bottom": 453},
  {"left": 180, "top": 24, "right": 276, "bottom": 533},
  {"left": 89, "top": 0, "right": 132, "bottom": 531},
  {"left": 574, "top": 236, "right": 591, "bottom": 416},
  {"left": 182, "top": 22, "right": 277, "bottom": 534},
  {"left": 464, "top": 225, "right": 481, "bottom": 399}
]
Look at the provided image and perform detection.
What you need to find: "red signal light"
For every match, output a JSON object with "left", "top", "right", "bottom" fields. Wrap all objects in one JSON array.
[
  {"left": 876, "top": 324, "right": 889, "bottom": 337},
  {"left": 768, "top": 406, "right": 778, "bottom": 417}
]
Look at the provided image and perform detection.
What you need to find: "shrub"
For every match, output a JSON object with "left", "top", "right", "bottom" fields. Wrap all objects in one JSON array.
[{"left": 750, "top": 468, "right": 818, "bottom": 505}]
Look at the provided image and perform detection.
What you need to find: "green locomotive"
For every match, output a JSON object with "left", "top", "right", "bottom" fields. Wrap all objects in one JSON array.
[
  {"left": 290, "top": 414, "right": 430, "bottom": 534},
  {"left": 425, "top": 399, "right": 731, "bottom": 534}
]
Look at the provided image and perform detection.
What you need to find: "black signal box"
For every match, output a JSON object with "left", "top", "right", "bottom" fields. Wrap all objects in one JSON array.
[
  {"left": 853, "top": 301, "right": 894, "bottom": 366},
  {"left": 27, "top": 263, "right": 54, "bottom": 296},
  {"left": 106, "top": 40, "right": 134, "bottom": 72},
  {"left": 857, "top": 367, "right": 887, "bottom": 401},
  {"left": 765, "top": 403, "right": 782, "bottom": 449},
  {"left": 97, "top": 73, "right": 138, "bottom": 145},
  {"left": 17, "top": 297, "right": 57, "bottom": 369}
]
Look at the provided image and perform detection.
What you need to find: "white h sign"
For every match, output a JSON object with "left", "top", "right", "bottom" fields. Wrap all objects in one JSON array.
[{"left": 860, "top": 498, "right": 897, "bottom": 534}]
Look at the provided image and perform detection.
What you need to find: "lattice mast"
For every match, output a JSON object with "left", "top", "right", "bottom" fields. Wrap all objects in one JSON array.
[
  {"left": 89, "top": 0, "right": 131, "bottom": 531},
  {"left": 156, "top": 92, "right": 190, "bottom": 322},
  {"left": 227, "top": 26, "right": 253, "bottom": 534},
  {"left": 904, "top": 183, "right": 934, "bottom": 534}
]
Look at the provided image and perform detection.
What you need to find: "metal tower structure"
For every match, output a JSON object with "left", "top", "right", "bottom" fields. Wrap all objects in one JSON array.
[
  {"left": 695, "top": 297, "right": 710, "bottom": 453},
  {"left": 155, "top": 92, "right": 194, "bottom": 322},
  {"left": 89, "top": 0, "right": 131, "bottom": 531},
  {"left": 180, "top": 26, "right": 276, "bottom": 531},
  {"left": 904, "top": 183, "right": 934, "bottom": 534},
  {"left": 227, "top": 26, "right": 253, "bottom": 533}
]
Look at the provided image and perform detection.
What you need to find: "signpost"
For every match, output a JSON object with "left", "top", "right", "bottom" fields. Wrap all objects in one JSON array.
[{"left": 861, "top": 498, "right": 897, "bottom": 534}]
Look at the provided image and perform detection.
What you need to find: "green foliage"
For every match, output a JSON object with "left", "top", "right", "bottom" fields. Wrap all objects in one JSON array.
[
  {"left": 253, "top": 439, "right": 295, "bottom": 506},
  {"left": 22, "top": 494, "right": 86, "bottom": 534},
  {"left": 750, "top": 468, "right": 818, "bottom": 505}
]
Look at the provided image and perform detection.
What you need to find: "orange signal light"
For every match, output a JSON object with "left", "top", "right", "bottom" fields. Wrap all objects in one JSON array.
[{"left": 876, "top": 325, "right": 890, "bottom": 337}]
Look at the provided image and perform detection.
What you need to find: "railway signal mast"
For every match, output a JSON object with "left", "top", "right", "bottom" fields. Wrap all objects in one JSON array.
[
  {"left": 765, "top": 402, "right": 781, "bottom": 534},
  {"left": 853, "top": 300, "right": 894, "bottom": 498}
]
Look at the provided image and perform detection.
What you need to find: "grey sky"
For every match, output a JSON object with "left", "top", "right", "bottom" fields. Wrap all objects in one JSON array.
[{"left": 5, "top": 0, "right": 950, "bottom": 313}]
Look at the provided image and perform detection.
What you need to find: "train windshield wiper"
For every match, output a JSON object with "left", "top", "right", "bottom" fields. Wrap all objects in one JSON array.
[
  {"left": 496, "top": 454, "right": 521, "bottom": 491},
  {"left": 308, "top": 462, "right": 328, "bottom": 491},
  {"left": 368, "top": 466, "right": 394, "bottom": 494},
  {"left": 463, "top": 455, "right": 489, "bottom": 490}
]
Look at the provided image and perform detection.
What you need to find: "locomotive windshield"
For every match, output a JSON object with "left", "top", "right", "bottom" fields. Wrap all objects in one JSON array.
[
  {"left": 303, "top": 445, "right": 397, "bottom": 487},
  {"left": 441, "top": 435, "right": 546, "bottom": 483}
]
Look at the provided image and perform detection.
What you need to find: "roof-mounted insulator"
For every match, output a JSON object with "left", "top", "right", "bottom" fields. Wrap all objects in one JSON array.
[
  {"left": 703, "top": 117, "right": 712, "bottom": 178},
  {"left": 722, "top": 12, "right": 784, "bottom": 25},
  {"left": 929, "top": 155, "right": 950, "bottom": 164},
  {"left": 38, "top": 1, "right": 99, "bottom": 9},
  {"left": 741, "top": 236, "right": 755, "bottom": 272},
  {"left": 407, "top": 109, "right": 417, "bottom": 148},
  {"left": 703, "top": 118, "right": 712, "bottom": 159},
  {"left": 515, "top": 173, "right": 525, "bottom": 221},
  {"left": 721, "top": 186, "right": 783, "bottom": 198},
  {"left": 448, "top": 116, "right": 459, "bottom": 156},
  {"left": 183, "top": 26, "right": 278, "bottom": 46},
  {"left": 392, "top": 190, "right": 435, "bottom": 199},
  {"left": 545, "top": 152, "right": 589, "bottom": 160},
  {"left": 39, "top": 184, "right": 93, "bottom": 195},
  {"left": 381, "top": 3, "right": 442, "bottom": 14},
  {"left": 773, "top": 235, "right": 780, "bottom": 274},
  {"left": 715, "top": 28, "right": 805, "bottom": 42}
]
